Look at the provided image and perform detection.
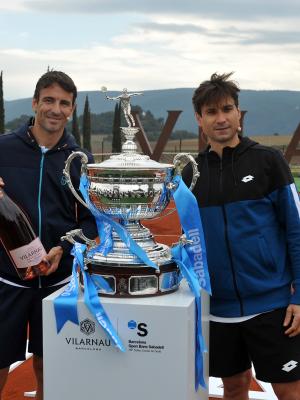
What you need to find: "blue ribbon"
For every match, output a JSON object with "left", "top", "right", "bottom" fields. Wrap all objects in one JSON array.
[
  {"left": 54, "top": 242, "right": 125, "bottom": 352},
  {"left": 79, "top": 174, "right": 158, "bottom": 270},
  {"left": 171, "top": 245, "right": 206, "bottom": 389},
  {"left": 90, "top": 274, "right": 114, "bottom": 294},
  {"left": 170, "top": 175, "right": 211, "bottom": 390},
  {"left": 53, "top": 258, "right": 80, "bottom": 333},
  {"left": 171, "top": 176, "right": 211, "bottom": 295}
]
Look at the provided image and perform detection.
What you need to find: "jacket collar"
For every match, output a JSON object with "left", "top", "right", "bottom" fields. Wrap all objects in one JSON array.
[
  {"left": 14, "top": 118, "right": 78, "bottom": 152},
  {"left": 200, "top": 136, "right": 258, "bottom": 163}
]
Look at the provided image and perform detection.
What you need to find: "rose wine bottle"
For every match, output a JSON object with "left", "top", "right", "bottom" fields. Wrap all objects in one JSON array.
[{"left": 0, "top": 190, "right": 50, "bottom": 280}]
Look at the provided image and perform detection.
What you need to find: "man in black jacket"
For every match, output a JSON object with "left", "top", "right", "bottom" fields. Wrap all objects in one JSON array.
[
  {"left": 0, "top": 71, "right": 97, "bottom": 400},
  {"left": 183, "top": 73, "right": 300, "bottom": 399}
]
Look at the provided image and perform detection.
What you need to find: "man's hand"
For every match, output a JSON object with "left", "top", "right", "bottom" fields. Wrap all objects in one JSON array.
[
  {"left": 0, "top": 177, "right": 4, "bottom": 199},
  {"left": 43, "top": 246, "right": 63, "bottom": 276},
  {"left": 283, "top": 304, "right": 300, "bottom": 337}
]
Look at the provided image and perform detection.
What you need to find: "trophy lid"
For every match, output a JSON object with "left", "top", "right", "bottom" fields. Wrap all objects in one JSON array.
[
  {"left": 89, "top": 127, "right": 173, "bottom": 170},
  {"left": 88, "top": 153, "right": 173, "bottom": 170}
]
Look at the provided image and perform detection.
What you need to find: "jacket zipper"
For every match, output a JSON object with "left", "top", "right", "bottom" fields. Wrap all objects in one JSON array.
[
  {"left": 38, "top": 149, "right": 46, "bottom": 288},
  {"left": 219, "top": 159, "right": 244, "bottom": 316}
]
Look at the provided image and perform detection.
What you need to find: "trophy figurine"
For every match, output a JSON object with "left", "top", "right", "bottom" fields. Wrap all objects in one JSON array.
[{"left": 62, "top": 88, "right": 199, "bottom": 297}]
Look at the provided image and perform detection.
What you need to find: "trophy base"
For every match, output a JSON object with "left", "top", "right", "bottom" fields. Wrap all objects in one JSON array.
[{"left": 81, "top": 261, "right": 180, "bottom": 297}]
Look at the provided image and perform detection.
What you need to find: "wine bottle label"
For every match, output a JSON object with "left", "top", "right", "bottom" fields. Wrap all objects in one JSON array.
[{"left": 10, "top": 238, "right": 47, "bottom": 269}]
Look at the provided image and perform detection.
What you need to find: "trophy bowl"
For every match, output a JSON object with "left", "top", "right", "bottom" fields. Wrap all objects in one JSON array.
[
  {"left": 85, "top": 157, "right": 174, "bottom": 221},
  {"left": 61, "top": 89, "right": 199, "bottom": 298},
  {"left": 62, "top": 145, "right": 199, "bottom": 298}
]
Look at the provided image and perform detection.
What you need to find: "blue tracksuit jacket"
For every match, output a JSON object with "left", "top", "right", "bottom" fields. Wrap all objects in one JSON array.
[
  {"left": 183, "top": 137, "right": 300, "bottom": 317},
  {"left": 0, "top": 119, "right": 97, "bottom": 288}
]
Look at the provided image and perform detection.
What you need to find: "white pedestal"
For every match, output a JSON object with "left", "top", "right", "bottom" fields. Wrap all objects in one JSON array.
[{"left": 43, "top": 282, "right": 209, "bottom": 400}]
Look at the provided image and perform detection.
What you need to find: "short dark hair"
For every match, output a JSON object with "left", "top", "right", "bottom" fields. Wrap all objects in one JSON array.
[
  {"left": 192, "top": 72, "right": 240, "bottom": 115},
  {"left": 33, "top": 70, "right": 77, "bottom": 105}
]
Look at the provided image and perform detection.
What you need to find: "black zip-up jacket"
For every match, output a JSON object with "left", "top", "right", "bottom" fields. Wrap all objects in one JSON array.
[
  {"left": 0, "top": 119, "right": 97, "bottom": 288},
  {"left": 183, "top": 137, "right": 300, "bottom": 317}
]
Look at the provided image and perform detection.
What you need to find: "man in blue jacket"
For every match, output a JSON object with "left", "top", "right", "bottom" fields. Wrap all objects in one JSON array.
[
  {"left": 183, "top": 72, "right": 300, "bottom": 399},
  {"left": 0, "top": 71, "right": 97, "bottom": 400}
]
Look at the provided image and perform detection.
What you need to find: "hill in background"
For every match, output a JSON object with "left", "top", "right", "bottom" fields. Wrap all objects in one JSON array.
[{"left": 4, "top": 89, "right": 300, "bottom": 136}]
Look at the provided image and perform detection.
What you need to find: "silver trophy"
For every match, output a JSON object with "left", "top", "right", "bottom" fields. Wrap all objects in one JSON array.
[{"left": 62, "top": 88, "right": 199, "bottom": 297}]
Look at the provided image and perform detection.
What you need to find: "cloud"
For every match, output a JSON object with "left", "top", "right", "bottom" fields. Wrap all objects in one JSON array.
[
  {"left": 1, "top": 44, "right": 181, "bottom": 99},
  {"left": 0, "top": 1, "right": 26, "bottom": 11},
  {"left": 20, "top": 0, "right": 300, "bottom": 21},
  {"left": 119, "top": 20, "right": 300, "bottom": 47},
  {"left": 2, "top": 17, "right": 300, "bottom": 101},
  {"left": 2, "top": 0, "right": 300, "bottom": 99},
  {"left": 239, "top": 30, "right": 300, "bottom": 45},
  {"left": 134, "top": 22, "right": 207, "bottom": 35}
]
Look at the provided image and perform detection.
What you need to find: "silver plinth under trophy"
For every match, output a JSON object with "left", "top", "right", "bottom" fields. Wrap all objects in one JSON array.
[{"left": 62, "top": 87, "right": 199, "bottom": 297}]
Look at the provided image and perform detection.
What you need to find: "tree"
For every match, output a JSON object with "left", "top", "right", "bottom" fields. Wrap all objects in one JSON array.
[
  {"left": 5, "top": 114, "right": 31, "bottom": 131},
  {"left": 131, "top": 105, "right": 163, "bottom": 140},
  {"left": 0, "top": 71, "right": 4, "bottom": 134},
  {"left": 82, "top": 95, "right": 91, "bottom": 152},
  {"left": 71, "top": 106, "right": 81, "bottom": 146},
  {"left": 112, "top": 102, "right": 122, "bottom": 153}
]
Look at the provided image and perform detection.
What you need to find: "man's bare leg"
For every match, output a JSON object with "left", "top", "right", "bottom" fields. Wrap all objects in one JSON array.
[
  {"left": 33, "top": 355, "right": 43, "bottom": 400},
  {"left": 222, "top": 368, "right": 252, "bottom": 400},
  {"left": 272, "top": 380, "right": 300, "bottom": 400},
  {"left": 0, "top": 367, "right": 9, "bottom": 399}
]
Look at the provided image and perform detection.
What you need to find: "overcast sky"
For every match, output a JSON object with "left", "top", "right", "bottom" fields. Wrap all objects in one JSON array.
[{"left": 1, "top": 0, "right": 300, "bottom": 100}]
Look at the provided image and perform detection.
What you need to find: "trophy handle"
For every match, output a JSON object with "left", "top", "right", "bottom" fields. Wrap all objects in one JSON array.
[
  {"left": 173, "top": 153, "right": 200, "bottom": 191},
  {"left": 61, "top": 229, "right": 97, "bottom": 249},
  {"left": 158, "top": 153, "right": 199, "bottom": 220},
  {"left": 63, "top": 151, "right": 89, "bottom": 209}
]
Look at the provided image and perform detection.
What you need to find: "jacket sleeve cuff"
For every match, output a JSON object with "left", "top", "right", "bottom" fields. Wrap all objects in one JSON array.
[
  {"left": 57, "top": 240, "right": 73, "bottom": 256},
  {"left": 290, "top": 284, "right": 300, "bottom": 305}
]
